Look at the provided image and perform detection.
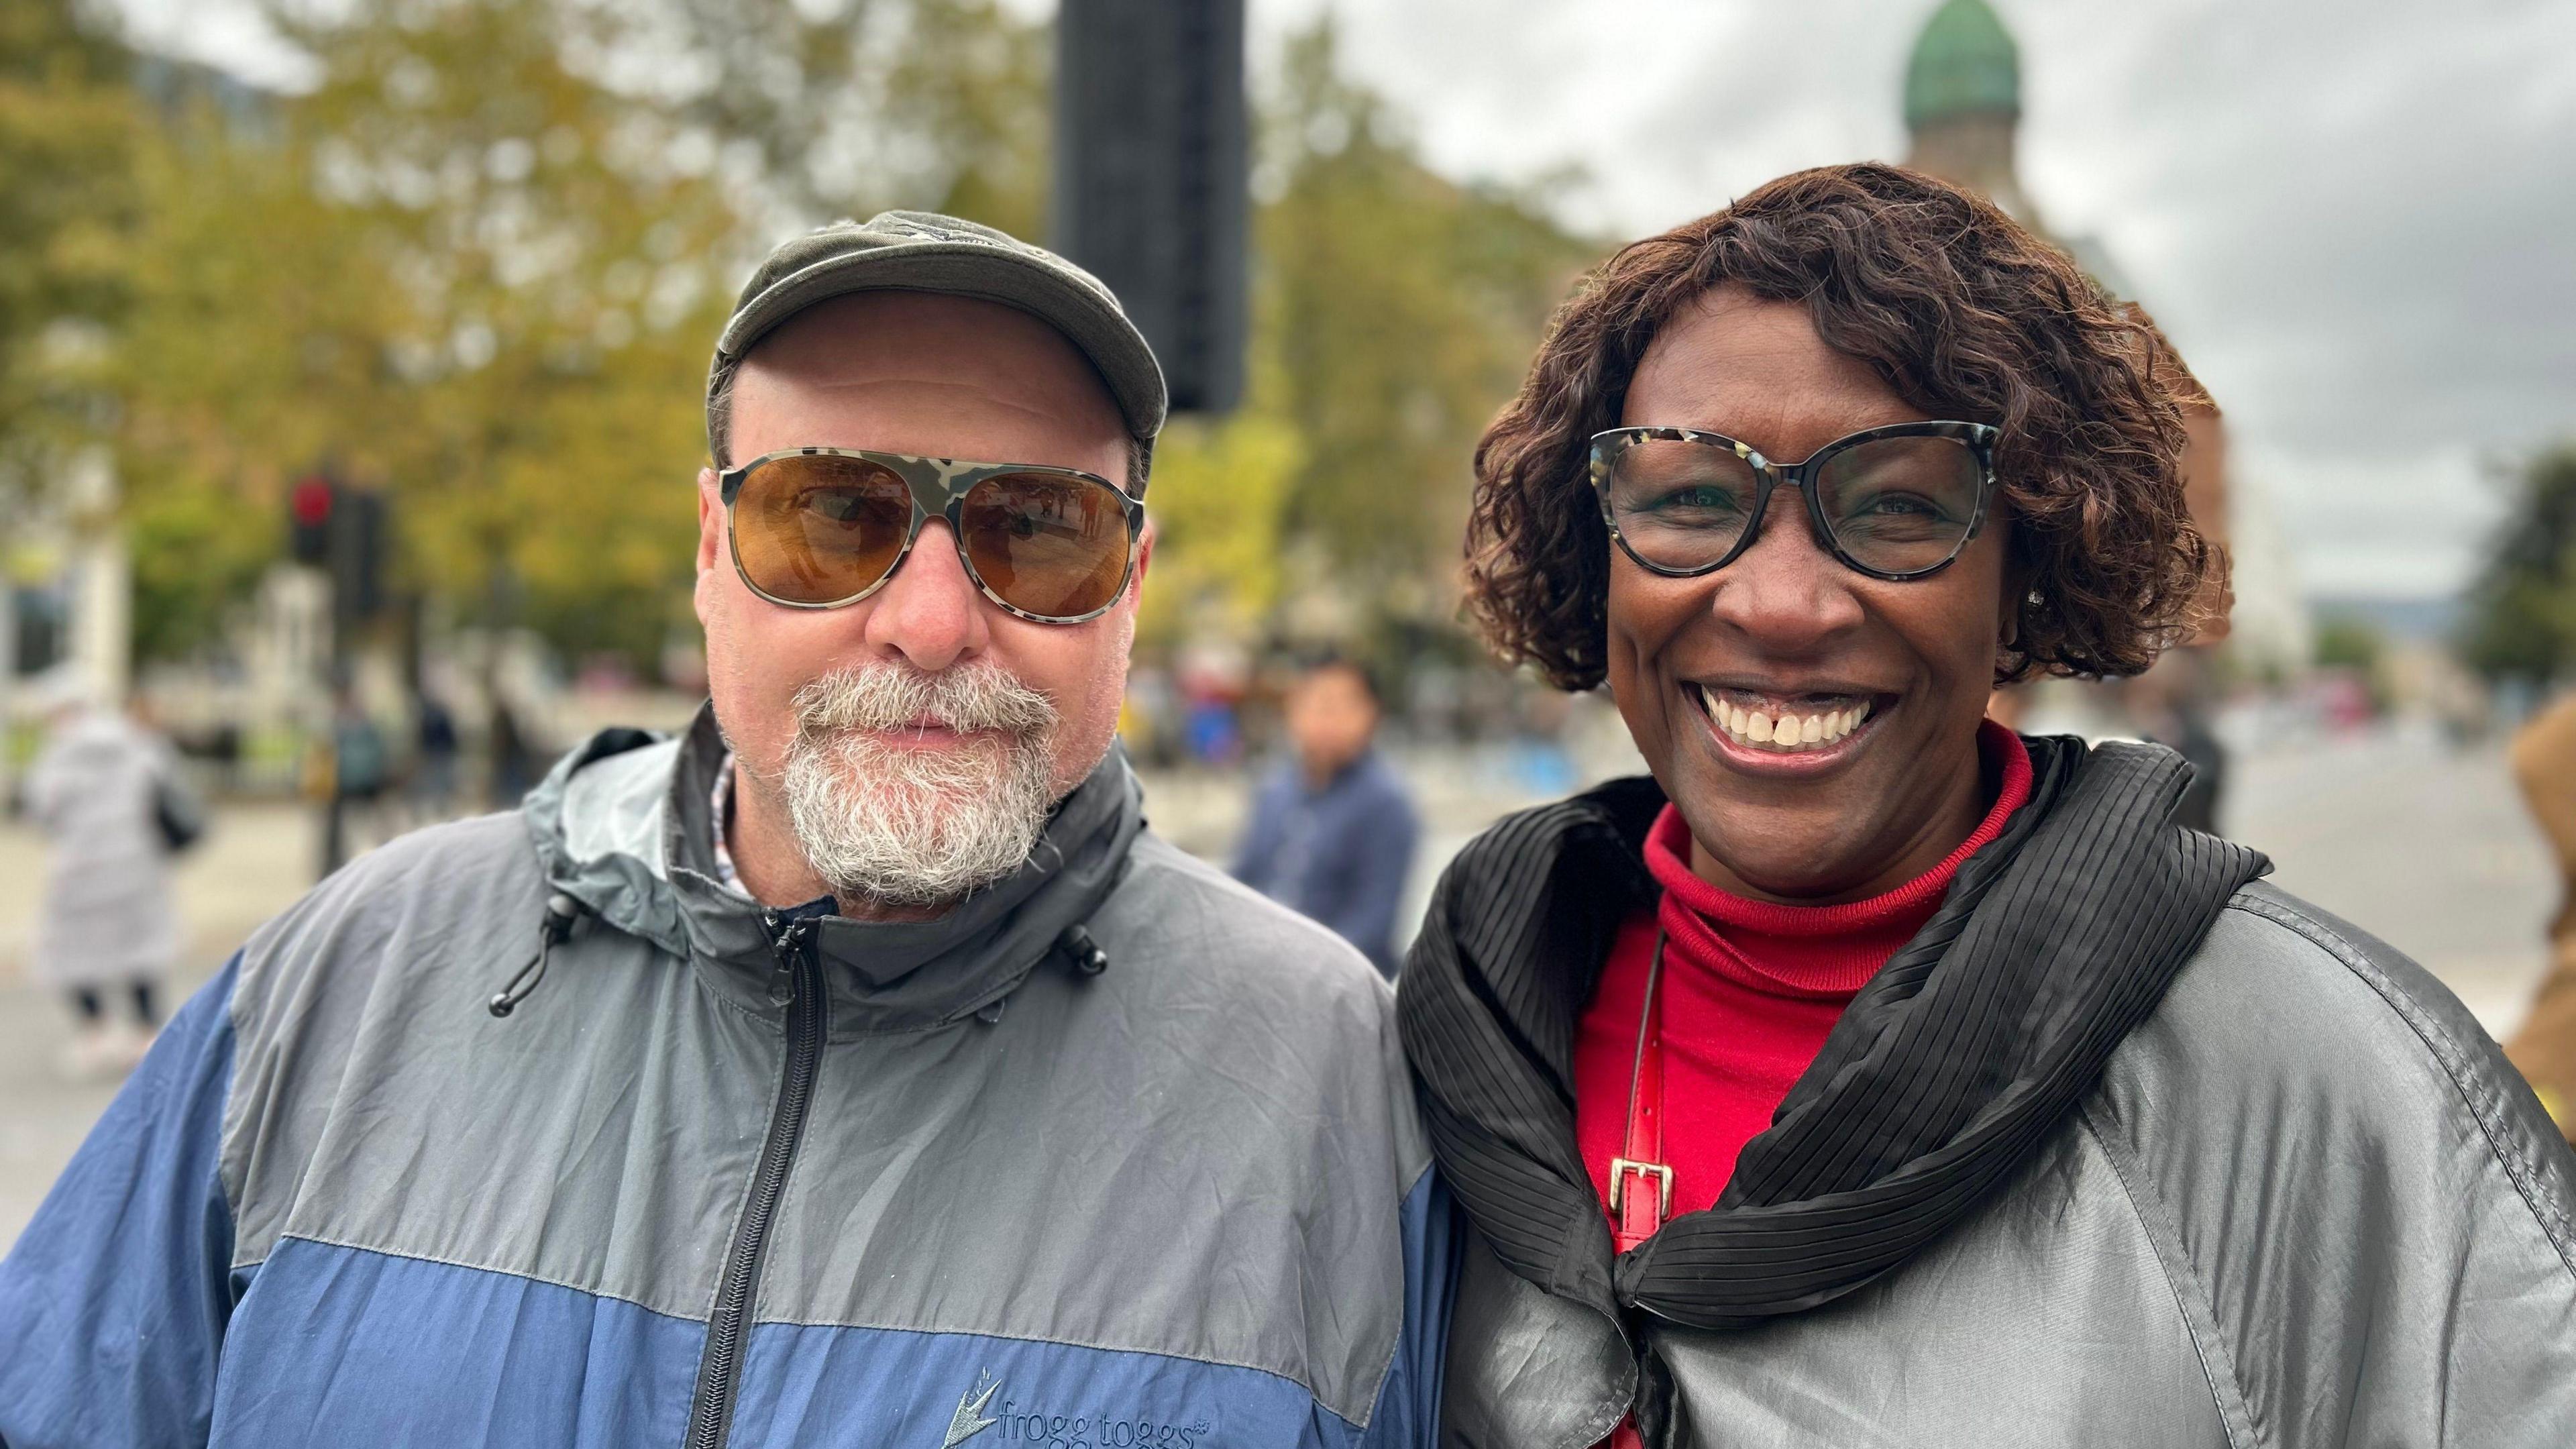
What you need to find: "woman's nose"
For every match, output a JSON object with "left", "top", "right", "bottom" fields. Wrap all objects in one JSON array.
[{"left": 1703, "top": 494, "right": 1866, "bottom": 650}]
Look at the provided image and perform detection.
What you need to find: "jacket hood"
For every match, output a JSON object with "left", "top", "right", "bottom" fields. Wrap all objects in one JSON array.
[{"left": 523, "top": 702, "right": 1144, "bottom": 1036}]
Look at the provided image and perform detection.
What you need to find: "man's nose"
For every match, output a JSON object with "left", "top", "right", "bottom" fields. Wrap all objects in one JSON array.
[
  {"left": 859, "top": 521, "right": 990, "bottom": 672},
  {"left": 1703, "top": 496, "right": 1866, "bottom": 651}
]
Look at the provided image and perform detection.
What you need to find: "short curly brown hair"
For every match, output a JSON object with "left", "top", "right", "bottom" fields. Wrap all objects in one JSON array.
[{"left": 1464, "top": 162, "right": 2220, "bottom": 690}]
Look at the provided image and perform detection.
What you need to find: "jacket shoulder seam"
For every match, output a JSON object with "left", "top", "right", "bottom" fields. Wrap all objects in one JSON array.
[
  {"left": 2075, "top": 1103, "right": 2263, "bottom": 1449},
  {"left": 260, "top": 1231, "right": 703, "bottom": 1321},
  {"left": 2222, "top": 895, "right": 2576, "bottom": 1277},
  {"left": 266, "top": 1231, "right": 1375, "bottom": 1430},
  {"left": 743, "top": 1313, "right": 1369, "bottom": 1432}
]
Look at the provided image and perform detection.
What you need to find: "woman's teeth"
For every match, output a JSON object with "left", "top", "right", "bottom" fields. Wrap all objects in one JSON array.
[{"left": 1695, "top": 685, "right": 1872, "bottom": 753}]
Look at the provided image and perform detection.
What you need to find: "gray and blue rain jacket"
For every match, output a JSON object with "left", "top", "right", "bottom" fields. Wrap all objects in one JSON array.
[{"left": 0, "top": 709, "right": 1450, "bottom": 1448}]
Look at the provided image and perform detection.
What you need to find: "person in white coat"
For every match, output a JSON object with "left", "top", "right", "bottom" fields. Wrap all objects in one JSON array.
[{"left": 25, "top": 686, "right": 183, "bottom": 1077}]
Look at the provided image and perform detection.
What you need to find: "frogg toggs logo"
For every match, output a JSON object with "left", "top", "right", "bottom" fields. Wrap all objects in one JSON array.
[
  {"left": 941, "top": 1373, "right": 1214, "bottom": 1448},
  {"left": 943, "top": 1374, "right": 1004, "bottom": 1448}
]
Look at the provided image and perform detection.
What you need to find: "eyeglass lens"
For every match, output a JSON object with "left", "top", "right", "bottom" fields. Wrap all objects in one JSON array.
[
  {"left": 732, "top": 453, "right": 914, "bottom": 605},
  {"left": 731, "top": 453, "right": 1131, "bottom": 619},
  {"left": 955, "top": 471, "right": 1132, "bottom": 619},
  {"left": 1604, "top": 433, "right": 1982, "bottom": 576}
]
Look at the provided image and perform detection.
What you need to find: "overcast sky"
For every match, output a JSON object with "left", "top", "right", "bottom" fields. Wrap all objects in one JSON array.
[{"left": 123, "top": 0, "right": 2576, "bottom": 600}]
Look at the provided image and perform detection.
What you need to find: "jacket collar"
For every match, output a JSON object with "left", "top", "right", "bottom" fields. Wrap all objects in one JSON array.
[{"left": 527, "top": 702, "right": 1143, "bottom": 1038}]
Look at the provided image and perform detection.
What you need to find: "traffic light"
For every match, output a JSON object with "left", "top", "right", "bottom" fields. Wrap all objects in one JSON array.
[
  {"left": 283, "top": 470, "right": 389, "bottom": 622},
  {"left": 288, "top": 474, "right": 335, "bottom": 564},
  {"left": 1055, "top": 0, "right": 1248, "bottom": 415}
]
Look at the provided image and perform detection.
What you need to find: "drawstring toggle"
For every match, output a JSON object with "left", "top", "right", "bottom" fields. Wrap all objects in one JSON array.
[
  {"left": 489, "top": 892, "right": 585, "bottom": 1018},
  {"left": 1057, "top": 925, "right": 1109, "bottom": 978}
]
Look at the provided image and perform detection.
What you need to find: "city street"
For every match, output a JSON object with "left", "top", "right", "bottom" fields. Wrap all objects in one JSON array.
[{"left": 1, "top": 724, "right": 2558, "bottom": 1249}]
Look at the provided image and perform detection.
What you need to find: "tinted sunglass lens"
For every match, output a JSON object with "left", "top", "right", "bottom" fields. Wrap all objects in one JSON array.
[
  {"left": 1603, "top": 437, "right": 1762, "bottom": 572},
  {"left": 731, "top": 454, "right": 914, "bottom": 605},
  {"left": 1815, "top": 436, "right": 1983, "bottom": 576},
  {"left": 957, "top": 472, "right": 1131, "bottom": 619}
]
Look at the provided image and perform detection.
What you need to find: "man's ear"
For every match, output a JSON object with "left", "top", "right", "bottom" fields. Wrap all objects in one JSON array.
[
  {"left": 696, "top": 467, "right": 724, "bottom": 578},
  {"left": 1133, "top": 513, "right": 1156, "bottom": 588},
  {"left": 693, "top": 468, "right": 729, "bottom": 635}
]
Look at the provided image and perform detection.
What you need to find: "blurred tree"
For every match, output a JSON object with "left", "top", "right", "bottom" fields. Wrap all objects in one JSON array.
[
  {"left": 2313, "top": 615, "right": 2387, "bottom": 675},
  {"left": 2461, "top": 445, "right": 2576, "bottom": 688},
  {"left": 112, "top": 0, "right": 737, "bottom": 664},
  {"left": 1132, "top": 411, "right": 1301, "bottom": 650},
  {"left": 1259, "top": 20, "right": 1598, "bottom": 636},
  {"left": 0, "top": 0, "right": 140, "bottom": 468},
  {"left": 616, "top": 0, "right": 1047, "bottom": 237},
  {"left": 113, "top": 84, "right": 405, "bottom": 660},
  {"left": 274, "top": 0, "right": 741, "bottom": 662}
]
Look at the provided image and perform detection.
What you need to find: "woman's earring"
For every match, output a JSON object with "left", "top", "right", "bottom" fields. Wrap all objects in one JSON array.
[{"left": 2000, "top": 589, "right": 2038, "bottom": 651}]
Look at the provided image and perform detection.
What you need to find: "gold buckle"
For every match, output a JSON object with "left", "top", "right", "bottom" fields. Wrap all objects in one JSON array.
[{"left": 1607, "top": 1157, "right": 1672, "bottom": 1219}]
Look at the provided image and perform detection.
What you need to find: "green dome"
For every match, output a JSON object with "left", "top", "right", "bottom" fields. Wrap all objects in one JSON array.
[{"left": 1903, "top": 0, "right": 2020, "bottom": 131}]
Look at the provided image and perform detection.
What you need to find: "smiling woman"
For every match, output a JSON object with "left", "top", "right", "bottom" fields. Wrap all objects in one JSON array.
[{"left": 1398, "top": 162, "right": 2576, "bottom": 1448}]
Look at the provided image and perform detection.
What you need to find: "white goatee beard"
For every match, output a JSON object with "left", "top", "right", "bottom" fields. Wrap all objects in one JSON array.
[{"left": 775, "top": 661, "right": 1061, "bottom": 910}]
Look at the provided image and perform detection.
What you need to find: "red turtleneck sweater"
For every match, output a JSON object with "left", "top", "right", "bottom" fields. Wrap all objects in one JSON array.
[{"left": 1574, "top": 722, "right": 2033, "bottom": 1222}]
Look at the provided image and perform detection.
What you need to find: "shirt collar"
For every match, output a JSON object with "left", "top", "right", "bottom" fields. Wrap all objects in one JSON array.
[{"left": 710, "top": 751, "right": 747, "bottom": 896}]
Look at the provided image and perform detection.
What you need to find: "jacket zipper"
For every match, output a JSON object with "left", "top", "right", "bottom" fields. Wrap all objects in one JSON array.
[{"left": 683, "top": 910, "right": 827, "bottom": 1449}]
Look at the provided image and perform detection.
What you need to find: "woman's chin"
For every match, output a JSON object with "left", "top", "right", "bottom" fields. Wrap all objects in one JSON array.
[
  {"left": 1714, "top": 850, "right": 1876, "bottom": 904},
  {"left": 1665, "top": 790, "right": 1878, "bottom": 902}
]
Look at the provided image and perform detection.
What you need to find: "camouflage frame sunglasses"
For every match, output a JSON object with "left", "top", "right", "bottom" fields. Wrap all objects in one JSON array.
[
  {"left": 1589, "top": 420, "right": 2001, "bottom": 582},
  {"left": 718, "top": 446, "right": 1146, "bottom": 625}
]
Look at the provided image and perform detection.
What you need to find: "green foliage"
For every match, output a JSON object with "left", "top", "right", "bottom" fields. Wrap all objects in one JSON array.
[
  {"left": 2460, "top": 445, "right": 2576, "bottom": 686},
  {"left": 1260, "top": 21, "right": 1599, "bottom": 621},
  {"left": 0, "top": 0, "right": 141, "bottom": 467},
  {"left": 2312, "top": 614, "right": 2384, "bottom": 674},
  {"left": 622, "top": 0, "right": 1048, "bottom": 236},
  {"left": 126, "top": 474, "right": 274, "bottom": 660},
  {"left": 1134, "top": 411, "right": 1301, "bottom": 649},
  {"left": 107, "top": 0, "right": 741, "bottom": 662}
]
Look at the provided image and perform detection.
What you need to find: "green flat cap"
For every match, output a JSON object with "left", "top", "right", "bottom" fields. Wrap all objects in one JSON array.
[{"left": 710, "top": 211, "right": 1168, "bottom": 449}]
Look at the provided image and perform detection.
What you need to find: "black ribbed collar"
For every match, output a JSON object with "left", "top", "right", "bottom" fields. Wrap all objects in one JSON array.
[{"left": 1398, "top": 734, "right": 2268, "bottom": 1330}]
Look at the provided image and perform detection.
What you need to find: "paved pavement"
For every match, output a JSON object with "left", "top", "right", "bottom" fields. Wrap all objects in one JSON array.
[{"left": 1, "top": 724, "right": 2556, "bottom": 1250}]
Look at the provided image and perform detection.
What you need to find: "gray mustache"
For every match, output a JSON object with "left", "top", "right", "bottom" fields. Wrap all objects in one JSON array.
[{"left": 790, "top": 663, "right": 1057, "bottom": 739}]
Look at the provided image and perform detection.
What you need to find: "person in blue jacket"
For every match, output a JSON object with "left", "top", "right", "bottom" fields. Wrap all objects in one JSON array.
[
  {"left": 0, "top": 212, "right": 1448, "bottom": 1449},
  {"left": 1233, "top": 656, "right": 1423, "bottom": 977}
]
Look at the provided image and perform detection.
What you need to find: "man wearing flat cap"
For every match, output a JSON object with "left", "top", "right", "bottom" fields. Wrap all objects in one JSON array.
[{"left": 0, "top": 214, "right": 1451, "bottom": 1449}]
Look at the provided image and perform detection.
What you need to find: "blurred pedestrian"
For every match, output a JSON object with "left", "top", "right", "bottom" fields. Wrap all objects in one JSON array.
[
  {"left": 1234, "top": 655, "right": 1421, "bottom": 975},
  {"left": 0, "top": 211, "right": 1442, "bottom": 1446},
  {"left": 329, "top": 690, "right": 389, "bottom": 807},
  {"left": 2127, "top": 648, "right": 2229, "bottom": 835},
  {"left": 23, "top": 678, "right": 187, "bottom": 1079},
  {"left": 1407, "top": 164, "right": 2576, "bottom": 1444},
  {"left": 486, "top": 694, "right": 535, "bottom": 806},
  {"left": 321, "top": 688, "right": 390, "bottom": 869},
  {"left": 409, "top": 688, "right": 460, "bottom": 825},
  {"left": 2504, "top": 690, "right": 2576, "bottom": 1140},
  {"left": 207, "top": 719, "right": 243, "bottom": 794}
]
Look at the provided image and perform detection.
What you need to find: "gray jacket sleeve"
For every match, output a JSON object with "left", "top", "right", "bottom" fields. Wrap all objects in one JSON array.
[{"left": 2088, "top": 883, "right": 2576, "bottom": 1447}]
